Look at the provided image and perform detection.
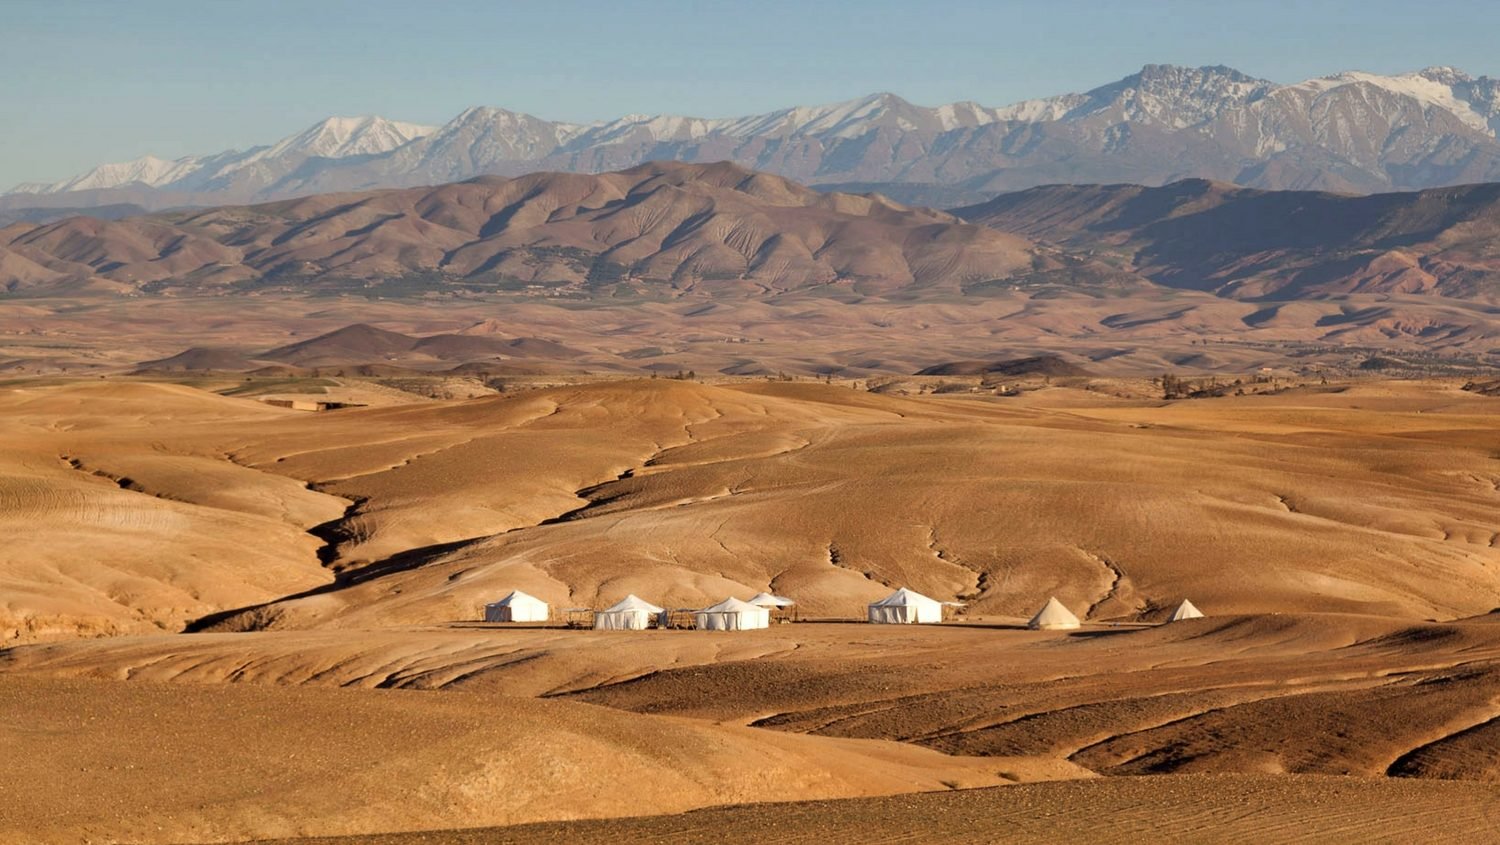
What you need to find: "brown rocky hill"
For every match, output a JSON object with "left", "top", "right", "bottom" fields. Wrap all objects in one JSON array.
[
  {"left": 957, "top": 179, "right": 1500, "bottom": 300},
  {"left": 257, "top": 324, "right": 586, "bottom": 367},
  {"left": 915, "top": 354, "right": 1093, "bottom": 377},
  {"left": 127, "top": 324, "right": 590, "bottom": 372},
  {"left": 132, "top": 347, "right": 262, "bottom": 373},
  {"left": 0, "top": 162, "right": 1051, "bottom": 298}
]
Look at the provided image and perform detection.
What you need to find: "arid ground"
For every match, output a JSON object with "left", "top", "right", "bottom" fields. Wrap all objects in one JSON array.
[{"left": 3, "top": 375, "right": 1499, "bottom": 843}]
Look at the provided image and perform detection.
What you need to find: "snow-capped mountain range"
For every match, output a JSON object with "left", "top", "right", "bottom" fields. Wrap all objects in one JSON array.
[{"left": 11, "top": 64, "right": 1500, "bottom": 211}]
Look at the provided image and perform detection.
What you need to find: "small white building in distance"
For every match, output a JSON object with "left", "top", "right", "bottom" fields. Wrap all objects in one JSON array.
[
  {"left": 1168, "top": 599, "right": 1204, "bottom": 622},
  {"left": 1028, "top": 596, "right": 1081, "bottom": 630},
  {"left": 868, "top": 588, "right": 943, "bottom": 624},
  {"left": 693, "top": 597, "right": 771, "bottom": 631},
  {"left": 484, "top": 590, "right": 549, "bottom": 623},
  {"left": 593, "top": 594, "right": 665, "bottom": 630}
]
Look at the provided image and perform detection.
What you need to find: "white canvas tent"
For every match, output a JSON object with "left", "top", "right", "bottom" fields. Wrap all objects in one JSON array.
[
  {"left": 1167, "top": 599, "right": 1204, "bottom": 622},
  {"left": 483, "top": 590, "right": 549, "bottom": 623},
  {"left": 868, "top": 588, "right": 943, "bottom": 624},
  {"left": 1027, "top": 596, "right": 1081, "bottom": 630},
  {"left": 593, "top": 594, "right": 665, "bottom": 630},
  {"left": 747, "top": 591, "right": 796, "bottom": 608},
  {"left": 693, "top": 597, "right": 771, "bottom": 631}
]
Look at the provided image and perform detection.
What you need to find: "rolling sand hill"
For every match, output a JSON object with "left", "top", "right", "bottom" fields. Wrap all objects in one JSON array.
[
  {"left": 259, "top": 775, "right": 1500, "bottom": 844},
  {"left": 2, "top": 376, "right": 1498, "bottom": 842},
  {"left": 6, "top": 613, "right": 1500, "bottom": 841},
  {"left": 3, "top": 378, "right": 1498, "bottom": 641},
  {"left": 0, "top": 675, "right": 1068, "bottom": 845}
]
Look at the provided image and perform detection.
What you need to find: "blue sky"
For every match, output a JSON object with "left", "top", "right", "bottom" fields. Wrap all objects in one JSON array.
[{"left": 3, "top": 0, "right": 1497, "bottom": 189}]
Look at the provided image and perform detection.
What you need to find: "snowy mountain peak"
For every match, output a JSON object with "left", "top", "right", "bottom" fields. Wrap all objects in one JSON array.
[
  {"left": 1418, "top": 66, "right": 1474, "bottom": 85},
  {"left": 441, "top": 106, "right": 572, "bottom": 135},
  {"left": 16, "top": 116, "right": 435, "bottom": 195},
  {"left": 263, "top": 115, "right": 434, "bottom": 160},
  {"left": 1291, "top": 67, "right": 1499, "bottom": 135},
  {"left": 416, "top": 106, "right": 578, "bottom": 167},
  {"left": 14, "top": 63, "right": 1500, "bottom": 207},
  {"left": 45, "top": 153, "right": 208, "bottom": 194},
  {"left": 989, "top": 65, "right": 1273, "bottom": 128},
  {"left": 1133, "top": 63, "right": 1259, "bottom": 84},
  {"left": 1086, "top": 64, "right": 1276, "bottom": 128}
]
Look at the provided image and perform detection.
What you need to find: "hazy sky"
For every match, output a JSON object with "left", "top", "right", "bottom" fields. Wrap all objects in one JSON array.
[{"left": 4, "top": 0, "right": 1497, "bottom": 189}]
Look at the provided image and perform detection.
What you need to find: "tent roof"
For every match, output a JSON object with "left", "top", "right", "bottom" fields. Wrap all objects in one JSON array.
[
  {"left": 700, "top": 597, "right": 764, "bottom": 614},
  {"left": 1028, "top": 596, "right": 1081, "bottom": 628},
  {"left": 747, "top": 591, "right": 795, "bottom": 607},
  {"left": 488, "top": 589, "right": 546, "bottom": 608},
  {"left": 1168, "top": 599, "right": 1204, "bottom": 621},
  {"left": 601, "top": 594, "right": 665, "bottom": 614},
  {"left": 870, "top": 587, "right": 940, "bottom": 608}
]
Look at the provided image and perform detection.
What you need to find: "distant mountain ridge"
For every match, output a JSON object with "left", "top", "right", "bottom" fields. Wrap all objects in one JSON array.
[
  {"left": 0, "top": 161, "right": 1052, "bottom": 298},
  {"left": 9, "top": 161, "right": 1500, "bottom": 309},
  {"left": 13, "top": 64, "right": 1500, "bottom": 211},
  {"left": 956, "top": 179, "right": 1500, "bottom": 300}
]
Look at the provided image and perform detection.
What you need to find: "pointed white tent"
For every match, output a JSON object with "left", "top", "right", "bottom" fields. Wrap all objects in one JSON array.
[
  {"left": 868, "top": 588, "right": 943, "bottom": 624},
  {"left": 1167, "top": 599, "right": 1204, "bottom": 622},
  {"left": 593, "top": 594, "right": 665, "bottom": 630},
  {"left": 747, "top": 591, "right": 796, "bottom": 608},
  {"left": 1027, "top": 596, "right": 1081, "bottom": 630},
  {"left": 483, "top": 590, "right": 549, "bottom": 623},
  {"left": 693, "top": 597, "right": 771, "bottom": 631}
]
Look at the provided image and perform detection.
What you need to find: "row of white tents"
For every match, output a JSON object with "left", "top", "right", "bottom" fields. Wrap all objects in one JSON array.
[
  {"left": 1021, "top": 594, "right": 1203, "bottom": 629},
  {"left": 484, "top": 590, "right": 796, "bottom": 630},
  {"left": 863, "top": 588, "right": 1201, "bottom": 629},
  {"left": 593, "top": 592, "right": 797, "bottom": 630},
  {"left": 485, "top": 588, "right": 1204, "bottom": 629}
]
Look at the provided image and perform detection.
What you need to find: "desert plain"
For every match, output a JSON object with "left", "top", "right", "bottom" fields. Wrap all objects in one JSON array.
[{"left": 2, "top": 363, "right": 1499, "bottom": 843}]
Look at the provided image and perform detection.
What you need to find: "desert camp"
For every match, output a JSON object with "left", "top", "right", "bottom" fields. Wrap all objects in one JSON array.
[
  {"left": 11, "top": 4, "right": 1500, "bottom": 843},
  {"left": 483, "top": 590, "right": 549, "bottom": 623},
  {"left": 867, "top": 588, "right": 944, "bottom": 624},
  {"left": 1168, "top": 599, "right": 1205, "bottom": 622},
  {"left": 592, "top": 595, "right": 665, "bottom": 630},
  {"left": 1028, "top": 597, "right": 1082, "bottom": 631},
  {"left": 3, "top": 373, "right": 1497, "bottom": 845},
  {"left": 693, "top": 597, "right": 771, "bottom": 630}
]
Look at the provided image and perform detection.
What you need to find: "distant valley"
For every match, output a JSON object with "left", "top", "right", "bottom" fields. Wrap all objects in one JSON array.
[{"left": 4, "top": 161, "right": 1500, "bottom": 379}]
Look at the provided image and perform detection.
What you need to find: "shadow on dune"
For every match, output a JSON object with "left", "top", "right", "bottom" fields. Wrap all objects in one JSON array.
[{"left": 183, "top": 536, "right": 484, "bottom": 633}]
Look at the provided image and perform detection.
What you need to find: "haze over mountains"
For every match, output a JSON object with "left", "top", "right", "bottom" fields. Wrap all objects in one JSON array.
[{"left": 12, "top": 64, "right": 1500, "bottom": 213}]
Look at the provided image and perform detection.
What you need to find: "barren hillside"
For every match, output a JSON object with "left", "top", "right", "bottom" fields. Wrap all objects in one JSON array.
[
  {"left": 958, "top": 179, "right": 1500, "bottom": 300},
  {"left": 0, "top": 162, "right": 1047, "bottom": 298},
  {"left": 4, "top": 378, "right": 1497, "bottom": 641}
]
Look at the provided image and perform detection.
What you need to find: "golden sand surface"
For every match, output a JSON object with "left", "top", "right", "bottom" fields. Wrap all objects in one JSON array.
[{"left": 1, "top": 377, "right": 1497, "bottom": 842}]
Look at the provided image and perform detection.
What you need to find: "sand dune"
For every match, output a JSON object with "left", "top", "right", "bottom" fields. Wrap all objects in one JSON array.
[
  {"left": 1, "top": 376, "right": 1498, "bottom": 841},
  {"left": 254, "top": 774, "right": 1500, "bottom": 845},
  {"left": 212, "top": 379, "right": 1500, "bottom": 627},
  {"left": 7, "top": 613, "right": 1500, "bottom": 784},
  {"left": 2, "top": 378, "right": 1497, "bottom": 641},
  {"left": 0, "top": 382, "right": 344, "bottom": 639},
  {"left": 0, "top": 675, "right": 1079, "bottom": 845}
]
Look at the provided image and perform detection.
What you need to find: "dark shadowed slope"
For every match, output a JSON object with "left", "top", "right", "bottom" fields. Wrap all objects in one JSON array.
[{"left": 957, "top": 179, "right": 1500, "bottom": 300}]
